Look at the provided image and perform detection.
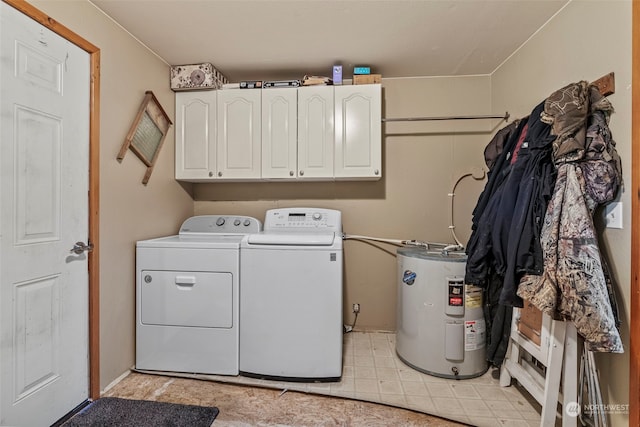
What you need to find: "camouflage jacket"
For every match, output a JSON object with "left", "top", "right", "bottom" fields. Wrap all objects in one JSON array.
[{"left": 517, "top": 82, "right": 623, "bottom": 353}]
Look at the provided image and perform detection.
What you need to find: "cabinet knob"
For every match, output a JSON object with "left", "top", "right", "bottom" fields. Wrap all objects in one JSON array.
[
  {"left": 299, "top": 170, "right": 304, "bottom": 176},
  {"left": 374, "top": 169, "right": 379, "bottom": 175},
  {"left": 218, "top": 171, "right": 223, "bottom": 177},
  {"left": 289, "top": 171, "right": 294, "bottom": 176},
  {"left": 209, "top": 171, "right": 213, "bottom": 177}
]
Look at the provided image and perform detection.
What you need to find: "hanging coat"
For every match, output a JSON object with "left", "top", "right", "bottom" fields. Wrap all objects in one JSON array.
[
  {"left": 465, "top": 101, "right": 556, "bottom": 306},
  {"left": 517, "top": 163, "right": 622, "bottom": 352},
  {"left": 464, "top": 105, "right": 556, "bottom": 367},
  {"left": 517, "top": 82, "right": 623, "bottom": 353}
]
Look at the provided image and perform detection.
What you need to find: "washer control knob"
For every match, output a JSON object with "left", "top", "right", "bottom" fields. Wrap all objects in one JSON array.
[
  {"left": 312, "top": 212, "right": 322, "bottom": 220},
  {"left": 216, "top": 217, "right": 225, "bottom": 226},
  {"left": 243, "top": 219, "right": 252, "bottom": 226},
  {"left": 234, "top": 218, "right": 241, "bottom": 226}
]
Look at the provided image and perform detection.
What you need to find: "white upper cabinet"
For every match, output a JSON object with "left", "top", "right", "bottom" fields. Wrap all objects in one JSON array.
[
  {"left": 175, "top": 91, "right": 217, "bottom": 180},
  {"left": 298, "top": 85, "right": 334, "bottom": 179},
  {"left": 261, "top": 88, "right": 298, "bottom": 179},
  {"left": 175, "top": 84, "right": 381, "bottom": 182},
  {"left": 262, "top": 86, "right": 334, "bottom": 180},
  {"left": 334, "top": 84, "right": 382, "bottom": 180},
  {"left": 216, "top": 89, "right": 262, "bottom": 180}
]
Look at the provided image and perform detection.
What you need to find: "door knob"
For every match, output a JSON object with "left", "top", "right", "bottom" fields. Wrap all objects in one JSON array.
[{"left": 70, "top": 241, "right": 93, "bottom": 254}]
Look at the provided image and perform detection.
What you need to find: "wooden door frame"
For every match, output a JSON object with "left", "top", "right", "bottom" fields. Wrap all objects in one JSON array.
[
  {"left": 631, "top": 1, "right": 639, "bottom": 424},
  {"left": 2, "top": 0, "right": 101, "bottom": 400}
]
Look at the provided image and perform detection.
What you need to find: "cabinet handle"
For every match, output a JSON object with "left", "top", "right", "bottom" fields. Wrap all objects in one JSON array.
[
  {"left": 374, "top": 169, "right": 379, "bottom": 175},
  {"left": 289, "top": 171, "right": 294, "bottom": 176},
  {"left": 209, "top": 171, "right": 213, "bottom": 177},
  {"left": 299, "top": 170, "right": 304, "bottom": 176},
  {"left": 218, "top": 171, "right": 223, "bottom": 177}
]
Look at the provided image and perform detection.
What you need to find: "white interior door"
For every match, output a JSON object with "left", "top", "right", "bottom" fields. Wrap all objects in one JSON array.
[{"left": 0, "top": 3, "right": 90, "bottom": 425}]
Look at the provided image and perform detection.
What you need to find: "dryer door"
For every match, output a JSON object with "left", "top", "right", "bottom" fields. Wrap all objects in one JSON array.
[{"left": 140, "top": 270, "right": 233, "bottom": 328}]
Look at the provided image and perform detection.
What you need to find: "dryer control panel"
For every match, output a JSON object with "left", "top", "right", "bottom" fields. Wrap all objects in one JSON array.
[
  {"left": 179, "top": 215, "right": 262, "bottom": 235},
  {"left": 264, "top": 208, "right": 342, "bottom": 233}
]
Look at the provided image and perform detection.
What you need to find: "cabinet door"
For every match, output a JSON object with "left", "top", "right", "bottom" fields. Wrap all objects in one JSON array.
[
  {"left": 298, "top": 86, "right": 334, "bottom": 179},
  {"left": 175, "top": 91, "right": 216, "bottom": 180},
  {"left": 261, "top": 89, "right": 297, "bottom": 179},
  {"left": 334, "top": 84, "right": 382, "bottom": 180},
  {"left": 216, "top": 89, "right": 261, "bottom": 179}
]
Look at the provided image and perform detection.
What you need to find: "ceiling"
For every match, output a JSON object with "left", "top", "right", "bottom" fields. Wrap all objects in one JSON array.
[{"left": 90, "top": 0, "right": 569, "bottom": 83}]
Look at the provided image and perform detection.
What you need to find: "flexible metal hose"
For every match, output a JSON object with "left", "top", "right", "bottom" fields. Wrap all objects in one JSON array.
[
  {"left": 448, "top": 167, "right": 485, "bottom": 248},
  {"left": 343, "top": 167, "right": 484, "bottom": 252}
]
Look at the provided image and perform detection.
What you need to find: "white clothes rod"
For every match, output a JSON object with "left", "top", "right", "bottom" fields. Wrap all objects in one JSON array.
[{"left": 382, "top": 111, "right": 510, "bottom": 122}]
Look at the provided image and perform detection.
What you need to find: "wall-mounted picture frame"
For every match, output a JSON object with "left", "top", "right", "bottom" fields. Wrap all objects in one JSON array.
[{"left": 117, "top": 91, "right": 173, "bottom": 184}]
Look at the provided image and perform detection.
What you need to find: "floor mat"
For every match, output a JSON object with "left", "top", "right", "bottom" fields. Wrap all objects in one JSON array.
[{"left": 61, "top": 396, "right": 219, "bottom": 426}]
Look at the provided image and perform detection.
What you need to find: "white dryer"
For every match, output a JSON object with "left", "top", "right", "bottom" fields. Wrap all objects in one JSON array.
[
  {"left": 240, "top": 208, "right": 343, "bottom": 381},
  {"left": 136, "top": 215, "right": 261, "bottom": 375}
]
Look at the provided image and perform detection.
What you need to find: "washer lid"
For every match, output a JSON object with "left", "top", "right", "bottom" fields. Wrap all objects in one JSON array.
[{"left": 246, "top": 232, "right": 336, "bottom": 246}]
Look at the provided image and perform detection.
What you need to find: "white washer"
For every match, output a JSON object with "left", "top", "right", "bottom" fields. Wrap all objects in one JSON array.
[
  {"left": 240, "top": 208, "right": 343, "bottom": 381},
  {"left": 136, "top": 215, "right": 261, "bottom": 375}
]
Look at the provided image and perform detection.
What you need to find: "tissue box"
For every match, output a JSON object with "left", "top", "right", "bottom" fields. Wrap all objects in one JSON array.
[{"left": 170, "top": 63, "right": 228, "bottom": 91}]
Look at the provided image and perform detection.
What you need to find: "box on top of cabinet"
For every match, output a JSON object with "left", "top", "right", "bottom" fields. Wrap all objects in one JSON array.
[
  {"left": 170, "top": 63, "right": 228, "bottom": 91},
  {"left": 353, "top": 74, "right": 382, "bottom": 85}
]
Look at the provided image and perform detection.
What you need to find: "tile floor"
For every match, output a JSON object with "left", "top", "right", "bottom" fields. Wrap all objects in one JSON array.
[{"left": 140, "top": 331, "right": 542, "bottom": 426}]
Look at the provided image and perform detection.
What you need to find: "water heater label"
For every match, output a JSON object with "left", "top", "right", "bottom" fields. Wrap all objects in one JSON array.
[
  {"left": 465, "top": 319, "right": 486, "bottom": 351},
  {"left": 465, "top": 285, "right": 483, "bottom": 308},
  {"left": 445, "top": 277, "right": 465, "bottom": 315},
  {"left": 448, "top": 282, "right": 464, "bottom": 306},
  {"left": 449, "top": 296, "right": 463, "bottom": 306}
]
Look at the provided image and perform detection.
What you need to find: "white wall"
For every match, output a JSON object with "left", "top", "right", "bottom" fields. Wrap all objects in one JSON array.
[{"left": 491, "top": 0, "right": 632, "bottom": 424}]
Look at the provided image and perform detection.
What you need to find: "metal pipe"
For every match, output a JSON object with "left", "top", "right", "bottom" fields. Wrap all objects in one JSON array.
[{"left": 382, "top": 111, "right": 510, "bottom": 122}]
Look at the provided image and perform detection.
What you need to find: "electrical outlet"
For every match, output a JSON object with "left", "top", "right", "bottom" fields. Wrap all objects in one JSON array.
[
  {"left": 352, "top": 303, "right": 360, "bottom": 314},
  {"left": 605, "top": 202, "right": 623, "bottom": 229}
]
